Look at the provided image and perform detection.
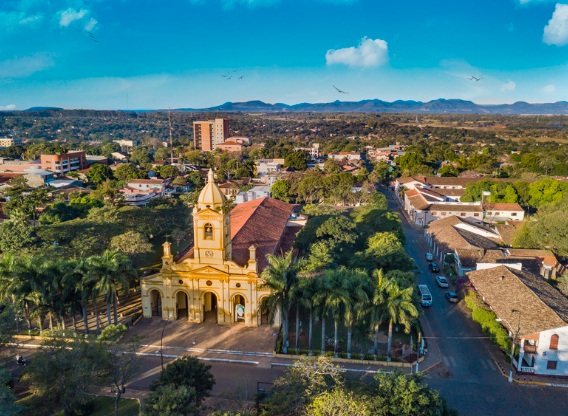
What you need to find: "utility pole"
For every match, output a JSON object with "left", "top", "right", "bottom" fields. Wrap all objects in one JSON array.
[{"left": 168, "top": 108, "right": 174, "bottom": 164}]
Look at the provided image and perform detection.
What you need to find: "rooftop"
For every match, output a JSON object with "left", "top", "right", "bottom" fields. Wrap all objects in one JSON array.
[{"left": 468, "top": 265, "right": 568, "bottom": 336}]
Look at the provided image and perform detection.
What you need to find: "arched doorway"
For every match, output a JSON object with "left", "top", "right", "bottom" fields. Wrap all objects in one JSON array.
[
  {"left": 259, "top": 296, "right": 270, "bottom": 325},
  {"left": 233, "top": 294, "right": 245, "bottom": 323},
  {"left": 150, "top": 289, "right": 162, "bottom": 317},
  {"left": 203, "top": 292, "right": 218, "bottom": 323},
  {"left": 176, "top": 291, "right": 189, "bottom": 320}
]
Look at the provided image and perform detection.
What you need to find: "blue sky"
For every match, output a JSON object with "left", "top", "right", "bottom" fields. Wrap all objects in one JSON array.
[{"left": 1, "top": 0, "right": 568, "bottom": 110}]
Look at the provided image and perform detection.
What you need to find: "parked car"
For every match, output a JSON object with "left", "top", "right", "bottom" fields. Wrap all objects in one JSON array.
[
  {"left": 429, "top": 262, "right": 440, "bottom": 273},
  {"left": 435, "top": 276, "right": 449, "bottom": 288},
  {"left": 445, "top": 292, "right": 459, "bottom": 303},
  {"left": 425, "top": 252, "right": 433, "bottom": 261}
]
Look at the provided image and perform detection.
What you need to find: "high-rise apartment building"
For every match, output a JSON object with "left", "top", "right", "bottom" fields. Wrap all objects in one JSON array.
[{"left": 193, "top": 118, "right": 229, "bottom": 151}]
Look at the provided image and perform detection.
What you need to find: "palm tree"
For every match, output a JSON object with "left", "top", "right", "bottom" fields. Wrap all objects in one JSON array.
[
  {"left": 9, "top": 255, "right": 45, "bottom": 331},
  {"left": 313, "top": 270, "right": 336, "bottom": 356},
  {"left": 383, "top": 282, "right": 419, "bottom": 362},
  {"left": 296, "top": 276, "right": 321, "bottom": 355},
  {"left": 343, "top": 269, "right": 371, "bottom": 359},
  {"left": 259, "top": 250, "right": 305, "bottom": 354},
  {"left": 75, "top": 257, "right": 94, "bottom": 334},
  {"left": 89, "top": 250, "right": 135, "bottom": 327},
  {"left": 364, "top": 269, "right": 393, "bottom": 359},
  {"left": 320, "top": 268, "right": 350, "bottom": 357}
]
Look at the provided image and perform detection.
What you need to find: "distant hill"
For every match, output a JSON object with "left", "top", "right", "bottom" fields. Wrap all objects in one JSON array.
[
  {"left": 24, "top": 107, "right": 65, "bottom": 111},
  {"left": 175, "top": 99, "right": 568, "bottom": 114}
]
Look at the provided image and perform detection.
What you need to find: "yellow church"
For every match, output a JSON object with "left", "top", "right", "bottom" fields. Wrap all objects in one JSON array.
[{"left": 140, "top": 170, "right": 303, "bottom": 326}]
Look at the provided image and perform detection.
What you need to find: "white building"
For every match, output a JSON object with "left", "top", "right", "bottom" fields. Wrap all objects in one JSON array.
[
  {"left": 468, "top": 265, "right": 568, "bottom": 376},
  {"left": 236, "top": 185, "right": 272, "bottom": 204},
  {"left": 0, "top": 137, "right": 22, "bottom": 148},
  {"left": 255, "top": 159, "right": 284, "bottom": 177}
]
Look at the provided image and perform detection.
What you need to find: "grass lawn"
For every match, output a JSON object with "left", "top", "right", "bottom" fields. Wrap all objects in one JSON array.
[
  {"left": 17, "top": 395, "right": 140, "bottom": 416},
  {"left": 287, "top": 307, "right": 419, "bottom": 357},
  {"left": 90, "top": 396, "right": 140, "bottom": 416}
]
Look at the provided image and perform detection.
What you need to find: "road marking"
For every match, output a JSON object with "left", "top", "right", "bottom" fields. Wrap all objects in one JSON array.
[
  {"left": 442, "top": 357, "right": 450, "bottom": 367},
  {"left": 486, "top": 359, "right": 496, "bottom": 370},
  {"left": 449, "top": 357, "right": 457, "bottom": 368},
  {"left": 480, "top": 360, "right": 488, "bottom": 369},
  {"left": 141, "top": 344, "right": 273, "bottom": 358}
]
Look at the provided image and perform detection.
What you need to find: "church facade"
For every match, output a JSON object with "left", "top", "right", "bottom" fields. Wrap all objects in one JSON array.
[{"left": 140, "top": 170, "right": 303, "bottom": 326}]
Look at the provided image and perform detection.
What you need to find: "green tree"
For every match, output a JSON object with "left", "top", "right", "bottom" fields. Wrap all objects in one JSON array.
[
  {"left": 114, "top": 163, "right": 146, "bottom": 182},
  {"left": 323, "top": 159, "right": 342, "bottom": 174},
  {"left": 143, "top": 385, "right": 200, "bottom": 416},
  {"left": 284, "top": 151, "right": 309, "bottom": 171},
  {"left": 149, "top": 356, "right": 215, "bottom": 407},
  {"left": 110, "top": 231, "right": 153, "bottom": 257},
  {"left": 0, "top": 368, "right": 20, "bottom": 416},
  {"left": 87, "top": 163, "right": 114, "bottom": 185},
  {"left": 271, "top": 180, "right": 291, "bottom": 203},
  {"left": 260, "top": 250, "right": 306, "bottom": 354},
  {"left": 161, "top": 165, "right": 180, "bottom": 179},
  {"left": 21, "top": 337, "right": 110, "bottom": 416},
  {"left": 383, "top": 282, "right": 418, "bottom": 361},
  {"left": 0, "top": 215, "right": 37, "bottom": 253}
]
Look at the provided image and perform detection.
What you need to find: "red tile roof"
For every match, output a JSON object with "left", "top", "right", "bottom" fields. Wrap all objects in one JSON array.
[
  {"left": 176, "top": 197, "right": 299, "bottom": 273},
  {"left": 0, "top": 172, "right": 25, "bottom": 184},
  {"left": 483, "top": 203, "right": 524, "bottom": 212},
  {"left": 128, "top": 179, "right": 166, "bottom": 184}
]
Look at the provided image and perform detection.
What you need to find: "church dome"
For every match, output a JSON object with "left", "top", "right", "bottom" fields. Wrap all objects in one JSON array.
[{"left": 197, "top": 169, "right": 226, "bottom": 209}]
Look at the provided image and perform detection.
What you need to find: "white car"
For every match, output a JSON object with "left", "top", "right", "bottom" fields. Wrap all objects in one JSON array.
[
  {"left": 426, "top": 252, "right": 433, "bottom": 261},
  {"left": 435, "top": 276, "right": 449, "bottom": 288}
]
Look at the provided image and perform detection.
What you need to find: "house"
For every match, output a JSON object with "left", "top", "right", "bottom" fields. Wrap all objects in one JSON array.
[
  {"left": 0, "top": 172, "right": 25, "bottom": 191},
  {"left": 235, "top": 185, "right": 272, "bottom": 204},
  {"left": 483, "top": 203, "right": 525, "bottom": 222},
  {"left": 403, "top": 188, "right": 525, "bottom": 226},
  {"left": 216, "top": 141, "right": 244, "bottom": 152},
  {"left": 218, "top": 181, "right": 242, "bottom": 199},
  {"left": 23, "top": 168, "right": 56, "bottom": 188},
  {"left": 111, "top": 152, "right": 129, "bottom": 161},
  {"left": 426, "top": 215, "right": 500, "bottom": 276},
  {"left": 330, "top": 152, "right": 362, "bottom": 161},
  {"left": 476, "top": 248, "right": 563, "bottom": 280},
  {"left": 468, "top": 265, "right": 568, "bottom": 376},
  {"left": 119, "top": 179, "right": 170, "bottom": 206},
  {"left": 255, "top": 159, "right": 284, "bottom": 177},
  {"left": 227, "top": 136, "right": 251, "bottom": 145}
]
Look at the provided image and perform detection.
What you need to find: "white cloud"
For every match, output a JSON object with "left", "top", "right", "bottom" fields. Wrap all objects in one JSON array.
[
  {"left": 501, "top": 80, "right": 516, "bottom": 91},
  {"left": 0, "top": 11, "right": 43, "bottom": 31},
  {"left": 0, "top": 104, "right": 17, "bottom": 111},
  {"left": 0, "top": 53, "right": 55, "bottom": 78},
  {"left": 543, "top": 4, "right": 568, "bottom": 46},
  {"left": 541, "top": 84, "right": 556, "bottom": 92},
  {"left": 85, "top": 18, "right": 97, "bottom": 31},
  {"left": 518, "top": 0, "right": 555, "bottom": 4},
  {"left": 58, "top": 8, "right": 89, "bottom": 27},
  {"left": 326, "top": 37, "right": 388, "bottom": 67}
]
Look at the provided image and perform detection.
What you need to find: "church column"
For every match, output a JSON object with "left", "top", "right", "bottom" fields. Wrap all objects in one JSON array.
[
  {"left": 246, "top": 281, "right": 253, "bottom": 326},
  {"left": 191, "top": 278, "right": 195, "bottom": 322},
  {"left": 221, "top": 279, "right": 226, "bottom": 324},
  {"left": 225, "top": 279, "right": 231, "bottom": 324}
]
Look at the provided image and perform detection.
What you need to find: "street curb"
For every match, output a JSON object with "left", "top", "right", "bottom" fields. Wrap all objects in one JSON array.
[
  {"left": 133, "top": 351, "right": 259, "bottom": 365},
  {"left": 419, "top": 360, "right": 442, "bottom": 374}
]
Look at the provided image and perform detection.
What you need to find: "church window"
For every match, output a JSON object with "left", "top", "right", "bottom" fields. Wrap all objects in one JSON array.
[{"left": 204, "top": 223, "right": 214, "bottom": 240}]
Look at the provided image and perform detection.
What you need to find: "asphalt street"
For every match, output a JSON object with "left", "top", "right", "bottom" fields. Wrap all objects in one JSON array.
[{"left": 384, "top": 189, "right": 568, "bottom": 416}]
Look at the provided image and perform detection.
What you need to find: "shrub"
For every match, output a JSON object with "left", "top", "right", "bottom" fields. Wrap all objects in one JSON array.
[
  {"left": 298, "top": 349, "right": 309, "bottom": 355},
  {"left": 131, "top": 312, "right": 142, "bottom": 325},
  {"left": 337, "top": 352, "right": 348, "bottom": 359},
  {"left": 364, "top": 354, "right": 375, "bottom": 361},
  {"left": 98, "top": 323, "right": 128, "bottom": 341},
  {"left": 465, "top": 292, "right": 512, "bottom": 355},
  {"left": 41, "top": 329, "right": 76, "bottom": 338},
  {"left": 312, "top": 350, "right": 321, "bottom": 356},
  {"left": 324, "top": 351, "right": 335, "bottom": 357},
  {"left": 350, "top": 353, "right": 362, "bottom": 359}
]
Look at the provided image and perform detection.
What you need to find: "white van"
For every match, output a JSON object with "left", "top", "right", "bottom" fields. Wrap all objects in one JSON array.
[
  {"left": 418, "top": 285, "right": 433, "bottom": 307},
  {"left": 426, "top": 252, "right": 433, "bottom": 261}
]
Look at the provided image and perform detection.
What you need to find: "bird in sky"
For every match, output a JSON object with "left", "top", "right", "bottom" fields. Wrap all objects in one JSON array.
[
  {"left": 87, "top": 31, "right": 94, "bottom": 37},
  {"left": 238, "top": 76, "right": 244, "bottom": 80},
  {"left": 222, "top": 74, "right": 229, "bottom": 77},
  {"left": 333, "top": 85, "right": 349, "bottom": 94},
  {"left": 468, "top": 75, "right": 483, "bottom": 81},
  {"left": 226, "top": 76, "right": 232, "bottom": 80}
]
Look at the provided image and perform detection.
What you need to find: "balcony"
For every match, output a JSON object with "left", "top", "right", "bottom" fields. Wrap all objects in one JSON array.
[
  {"left": 520, "top": 366, "right": 535, "bottom": 373},
  {"left": 523, "top": 344, "right": 538, "bottom": 354}
]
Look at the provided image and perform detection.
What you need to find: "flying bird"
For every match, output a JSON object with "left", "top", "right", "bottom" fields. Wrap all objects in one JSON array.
[
  {"left": 226, "top": 76, "right": 232, "bottom": 80},
  {"left": 333, "top": 85, "right": 349, "bottom": 94},
  {"left": 87, "top": 31, "right": 94, "bottom": 37},
  {"left": 238, "top": 76, "right": 244, "bottom": 80},
  {"left": 468, "top": 75, "right": 483, "bottom": 82}
]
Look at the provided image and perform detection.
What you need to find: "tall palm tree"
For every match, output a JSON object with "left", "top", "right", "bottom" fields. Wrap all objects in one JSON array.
[
  {"left": 363, "top": 269, "right": 393, "bottom": 359},
  {"left": 320, "top": 268, "right": 350, "bottom": 357},
  {"left": 296, "top": 275, "right": 321, "bottom": 355},
  {"left": 75, "top": 257, "right": 94, "bottom": 334},
  {"left": 383, "top": 282, "right": 419, "bottom": 362},
  {"left": 90, "top": 250, "right": 135, "bottom": 327},
  {"left": 9, "top": 255, "right": 45, "bottom": 331},
  {"left": 259, "top": 250, "right": 305, "bottom": 354},
  {"left": 343, "top": 269, "right": 371, "bottom": 359},
  {"left": 313, "top": 270, "right": 336, "bottom": 356}
]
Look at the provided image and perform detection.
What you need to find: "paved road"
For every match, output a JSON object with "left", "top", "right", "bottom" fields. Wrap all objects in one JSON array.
[{"left": 384, "top": 189, "right": 568, "bottom": 416}]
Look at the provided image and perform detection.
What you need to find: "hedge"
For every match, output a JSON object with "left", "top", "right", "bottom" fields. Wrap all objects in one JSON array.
[{"left": 465, "top": 292, "right": 512, "bottom": 355}]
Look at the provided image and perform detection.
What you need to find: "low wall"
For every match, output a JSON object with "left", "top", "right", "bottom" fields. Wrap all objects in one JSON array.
[{"left": 272, "top": 352, "right": 425, "bottom": 368}]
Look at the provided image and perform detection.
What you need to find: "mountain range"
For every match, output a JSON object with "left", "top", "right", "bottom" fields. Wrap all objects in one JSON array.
[{"left": 175, "top": 99, "right": 568, "bottom": 114}]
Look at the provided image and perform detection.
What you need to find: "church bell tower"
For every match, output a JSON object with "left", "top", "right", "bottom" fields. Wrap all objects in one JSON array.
[{"left": 192, "top": 169, "right": 232, "bottom": 264}]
